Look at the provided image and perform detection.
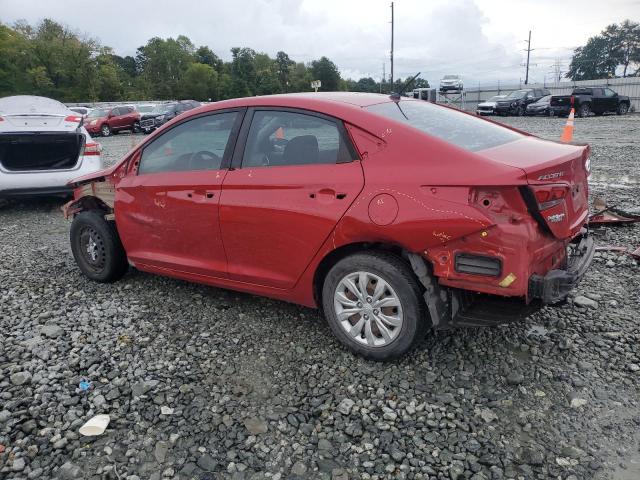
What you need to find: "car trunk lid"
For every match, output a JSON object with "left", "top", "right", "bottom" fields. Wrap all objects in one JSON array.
[{"left": 477, "top": 137, "right": 590, "bottom": 239}]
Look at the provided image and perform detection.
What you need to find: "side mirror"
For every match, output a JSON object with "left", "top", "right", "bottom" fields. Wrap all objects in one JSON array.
[{"left": 108, "top": 112, "right": 115, "bottom": 118}]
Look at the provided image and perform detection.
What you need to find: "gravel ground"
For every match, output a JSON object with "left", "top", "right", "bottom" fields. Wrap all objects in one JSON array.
[{"left": 1, "top": 115, "right": 639, "bottom": 480}]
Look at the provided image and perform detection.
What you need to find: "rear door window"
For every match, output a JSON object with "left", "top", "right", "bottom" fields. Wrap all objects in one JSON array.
[
  {"left": 367, "top": 100, "right": 522, "bottom": 152},
  {"left": 241, "top": 110, "right": 356, "bottom": 167}
]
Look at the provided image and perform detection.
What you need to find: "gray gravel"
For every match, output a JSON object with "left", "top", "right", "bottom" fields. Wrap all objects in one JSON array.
[{"left": 1, "top": 116, "right": 639, "bottom": 480}]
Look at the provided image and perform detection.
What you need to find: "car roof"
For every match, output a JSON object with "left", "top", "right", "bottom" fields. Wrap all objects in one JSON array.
[{"left": 197, "top": 92, "right": 395, "bottom": 113}]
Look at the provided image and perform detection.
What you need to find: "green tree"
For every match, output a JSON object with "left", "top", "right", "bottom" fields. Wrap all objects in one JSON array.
[
  {"left": 288, "top": 62, "right": 312, "bottom": 92},
  {"left": 310, "top": 56, "right": 340, "bottom": 91},
  {"left": 196, "top": 46, "right": 223, "bottom": 72},
  {"left": 230, "top": 47, "right": 257, "bottom": 96},
  {"left": 136, "top": 36, "right": 196, "bottom": 98},
  {"left": 275, "top": 51, "right": 294, "bottom": 92},
  {"left": 179, "top": 62, "right": 218, "bottom": 100},
  {"left": 0, "top": 23, "right": 32, "bottom": 96},
  {"left": 568, "top": 19, "right": 640, "bottom": 80}
]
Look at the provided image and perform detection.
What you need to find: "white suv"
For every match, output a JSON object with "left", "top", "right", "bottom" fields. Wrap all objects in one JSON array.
[{"left": 439, "top": 74, "right": 463, "bottom": 92}]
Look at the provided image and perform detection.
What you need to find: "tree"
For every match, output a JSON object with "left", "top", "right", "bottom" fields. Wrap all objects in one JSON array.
[
  {"left": 0, "top": 23, "right": 32, "bottom": 96},
  {"left": 310, "top": 57, "right": 340, "bottom": 91},
  {"left": 568, "top": 19, "right": 640, "bottom": 80},
  {"left": 275, "top": 51, "right": 294, "bottom": 92},
  {"left": 179, "top": 63, "right": 218, "bottom": 100},
  {"left": 0, "top": 19, "right": 345, "bottom": 101},
  {"left": 136, "top": 36, "right": 196, "bottom": 98},
  {"left": 196, "top": 46, "right": 223, "bottom": 72}
]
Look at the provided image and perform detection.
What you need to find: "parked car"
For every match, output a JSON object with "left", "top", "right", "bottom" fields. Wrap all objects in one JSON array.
[
  {"left": 439, "top": 74, "right": 463, "bottom": 92},
  {"left": 525, "top": 95, "right": 552, "bottom": 116},
  {"left": 550, "top": 87, "right": 630, "bottom": 118},
  {"left": 63, "top": 92, "right": 593, "bottom": 360},
  {"left": 139, "top": 101, "right": 201, "bottom": 134},
  {"left": 0, "top": 95, "right": 103, "bottom": 197},
  {"left": 69, "top": 106, "right": 91, "bottom": 118},
  {"left": 135, "top": 104, "right": 156, "bottom": 114},
  {"left": 495, "top": 88, "right": 550, "bottom": 116},
  {"left": 476, "top": 95, "right": 506, "bottom": 116},
  {"left": 85, "top": 105, "right": 141, "bottom": 137}
]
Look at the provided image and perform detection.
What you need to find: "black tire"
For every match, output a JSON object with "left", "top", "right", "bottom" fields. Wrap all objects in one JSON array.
[
  {"left": 321, "top": 251, "right": 428, "bottom": 361},
  {"left": 578, "top": 103, "right": 590, "bottom": 118},
  {"left": 100, "top": 124, "right": 111, "bottom": 137},
  {"left": 516, "top": 105, "right": 525, "bottom": 116},
  {"left": 133, "top": 121, "right": 141, "bottom": 133},
  {"left": 70, "top": 211, "right": 128, "bottom": 283},
  {"left": 617, "top": 103, "right": 629, "bottom": 115}
]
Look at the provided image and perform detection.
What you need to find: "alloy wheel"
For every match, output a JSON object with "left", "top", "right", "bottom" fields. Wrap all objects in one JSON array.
[{"left": 333, "top": 271, "right": 403, "bottom": 347}]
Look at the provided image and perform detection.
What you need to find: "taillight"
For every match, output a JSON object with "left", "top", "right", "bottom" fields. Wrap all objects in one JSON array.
[
  {"left": 532, "top": 185, "right": 568, "bottom": 210},
  {"left": 64, "top": 115, "right": 82, "bottom": 123},
  {"left": 83, "top": 142, "right": 101, "bottom": 156},
  {"left": 0, "top": 117, "right": 4, "bottom": 122}
]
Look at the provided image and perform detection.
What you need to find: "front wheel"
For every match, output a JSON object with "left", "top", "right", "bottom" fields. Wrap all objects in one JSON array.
[
  {"left": 515, "top": 105, "right": 525, "bottom": 116},
  {"left": 70, "top": 211, "right": 128, "bottom": 283},
  {"left": 617, "top": 103, "right": 629, "bottom": 115},
  {"left": 322, "top": 252, "right": 428, "bottom": 361},
  {"left": 100, "top": 124, "right": 111, "bottom": 137},
  {"left": 133, "top": 121, "right": 141, "bottom": 133}
]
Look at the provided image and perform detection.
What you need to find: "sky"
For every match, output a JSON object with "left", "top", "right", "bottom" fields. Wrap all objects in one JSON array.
[{"left": 1, "top": 0, "right": 639, "bottom": 86}]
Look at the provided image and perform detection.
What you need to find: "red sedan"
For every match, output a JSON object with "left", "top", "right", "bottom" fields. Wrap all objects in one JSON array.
[{"left": 63, "top": 93, "right": 594, "bottom": 360}]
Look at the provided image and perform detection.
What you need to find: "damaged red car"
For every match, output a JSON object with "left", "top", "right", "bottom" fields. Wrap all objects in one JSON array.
[{"left": 64, "top": 93, "right": 594, "bottom": 360}]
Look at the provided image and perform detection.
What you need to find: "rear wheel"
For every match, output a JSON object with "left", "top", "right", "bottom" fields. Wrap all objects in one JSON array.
[
  {"left": 100, "top": 124, "right": 111, "bottom": 137},
  {"left": 617, "top": 103, "right": 629, "bottom": 115},
  {"left": 70, "top": 211, "right": 128, "bottom": 283},
  {"left": 578, "top": 103, "right": 591, "bottom": 118},
  {"left": 322, "top": 252, "right": 428, "bottom": 361}
]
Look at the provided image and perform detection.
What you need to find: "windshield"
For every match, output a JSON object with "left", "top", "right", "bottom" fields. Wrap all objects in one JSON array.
[
  {"left": 443, "top": 75, "right": 459, "bottom": 80},
  {"left": 152, "top": 104, "right": 173, "bottom": 114},
  {"left": 88, "top": 109, "right": 108, "bottom": 117},
  {"left": 506, "top": 90, "right": 528, "bottom": 99},
  {"left": 488, "top": 96, "right": 503, "bottom": 102},
  {"left": 367, "top": 100, "right": 522, "bottom": 152}
]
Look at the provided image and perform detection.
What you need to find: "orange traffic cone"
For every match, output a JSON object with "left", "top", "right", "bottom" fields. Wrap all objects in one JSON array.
[{"left": 560, "top": 108, "right": 575, "bottom": 143}]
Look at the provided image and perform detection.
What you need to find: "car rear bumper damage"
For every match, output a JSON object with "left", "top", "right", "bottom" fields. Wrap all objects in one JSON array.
[{"left": 528, "top": 230, "right": 594, "bottom": 304}]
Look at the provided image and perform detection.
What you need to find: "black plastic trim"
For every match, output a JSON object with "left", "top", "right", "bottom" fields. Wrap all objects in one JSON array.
[{"left": 454, "top": 253, "right": 502, "bottom": 277}]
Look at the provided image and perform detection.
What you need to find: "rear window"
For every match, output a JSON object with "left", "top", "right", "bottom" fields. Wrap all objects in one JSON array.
[{"left": 366, "top": 100, "right": 522, "bottom": 152}]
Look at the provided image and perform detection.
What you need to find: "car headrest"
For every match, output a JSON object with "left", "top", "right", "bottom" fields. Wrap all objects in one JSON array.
[{"left": 283, "top": 135, "right": 319, "bottom": 165}]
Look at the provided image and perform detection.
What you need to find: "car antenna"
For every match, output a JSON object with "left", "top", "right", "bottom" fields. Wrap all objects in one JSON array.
[{"left": 389, "top": 72, "right": 421, "bottom": 102}]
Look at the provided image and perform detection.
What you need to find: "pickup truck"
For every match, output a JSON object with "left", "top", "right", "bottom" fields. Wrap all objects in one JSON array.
[{"left": 550, "top": 87, "right": 630, "bottom": 118}]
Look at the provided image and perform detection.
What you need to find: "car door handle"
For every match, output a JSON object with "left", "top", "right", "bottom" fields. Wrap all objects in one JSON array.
[
  {"left": 309, "top": 189, "right": 347, "bottom": 200},
  {"left": 188, "top": 190, "right": 216, "bottom": 200}
]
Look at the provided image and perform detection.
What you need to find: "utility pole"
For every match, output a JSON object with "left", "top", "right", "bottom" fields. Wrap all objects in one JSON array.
[
  {"left": 524, "top": 30, "right": 532, "bottom": 85},
  {"left": 381, "top": 62, "right": 385, "bottom": 93},
  {"left": 553, "top": 58, "right": 562, "bottom": 83},
  {"left": 390, "top": 2, "right": 394, "bottom": 92}
]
